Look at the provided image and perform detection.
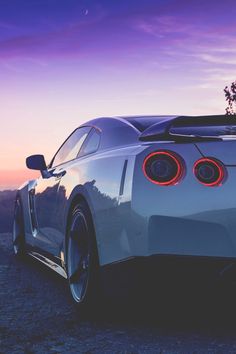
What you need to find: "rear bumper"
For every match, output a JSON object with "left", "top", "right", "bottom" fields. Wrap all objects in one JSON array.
[
  {"left": 100, "top": 255, "right": 236, "bottom": 297},
  {"left": 148, "top": 215, "right": 234, "bottom": 258}
]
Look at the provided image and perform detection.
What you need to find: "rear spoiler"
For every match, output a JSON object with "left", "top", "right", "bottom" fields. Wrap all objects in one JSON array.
[{"left": 139, "top": 115, "right": 236, "bottom": 142}]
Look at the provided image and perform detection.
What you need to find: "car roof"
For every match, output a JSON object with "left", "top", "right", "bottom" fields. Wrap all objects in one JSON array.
[{"left": 82, "top": 116, "right": 141, "bottom": 150}]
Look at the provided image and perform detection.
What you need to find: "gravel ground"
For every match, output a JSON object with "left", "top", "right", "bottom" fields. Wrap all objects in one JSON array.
[{"left": 2, "top": 233, "right": 236, "bottom": 353}]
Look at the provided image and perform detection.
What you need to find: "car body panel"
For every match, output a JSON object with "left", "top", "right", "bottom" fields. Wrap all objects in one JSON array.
[
  {"left": 15, "top": 115, "right": 236, "bottom": 278},
  {"left": 196, "top": 140, "right": 236, "bottom": 165},
  {"left": 132, "top": 142, "right": 236, "bottom": 259}
]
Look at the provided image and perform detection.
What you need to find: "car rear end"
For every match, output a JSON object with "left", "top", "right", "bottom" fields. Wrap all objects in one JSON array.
[
  {"left": 102, "top": 115, "right": 236, "bottom": 297},
  {"left": 131, "top": 116, "right": 236, "bottom": 260},
  {"left": 132, "top": 140, "right": 236, "bottom": 260}
]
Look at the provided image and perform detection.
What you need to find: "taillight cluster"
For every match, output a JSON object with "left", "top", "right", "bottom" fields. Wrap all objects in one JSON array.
[
  {"left": 193, "top": 158, "right": 225, "bottom": 186},
  {"left": 143, "top": 151, "right": 184, "bottom": 186},
  {"left": 143, "top": 151, "right": 225, "bottom": 187}
]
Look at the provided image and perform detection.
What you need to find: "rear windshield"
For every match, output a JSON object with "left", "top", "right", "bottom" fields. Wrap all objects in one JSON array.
[{"left": 125, "top": 116, "right": 176, "bottom": 132}]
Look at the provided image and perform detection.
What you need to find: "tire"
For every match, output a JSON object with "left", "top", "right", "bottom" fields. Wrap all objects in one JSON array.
[
  {"left": 12, "top": 198, "right": 25, "bottom": 257},
  {"left": 66, "top": 200, "right": 100, "bottom": 311}
]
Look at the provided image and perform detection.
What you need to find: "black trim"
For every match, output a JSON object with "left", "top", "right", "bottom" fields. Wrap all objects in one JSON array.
[
  {"left": 78, "top": 127, "right": 101, "bottom": 157},
  {"left": 119, "top": 159, "right": 128, "bottom": 196},
  {"left": 139, "top": 115, "right": 235, "bottom": 142}
]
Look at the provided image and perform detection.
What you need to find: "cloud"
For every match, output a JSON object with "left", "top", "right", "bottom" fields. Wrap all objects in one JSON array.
[
  {"left": 0, "top": 22, "right": 18, "bottom": 30},
  {"left": 0, "top": 4, "right": 108, "bottom": 59},
  {"left": 132, "top": 14, "right": 236, "bottom": 57},
  {"left": 0, "top": 29, "right": 81, "bottom": 59},
  {"left": 132, "top": 15, "right": 195, "bottom": 37},
  {"left": 194, "top": 53, "right": 236, "bottom": 66},
  {"left": 0, "top": 56, "right": 48, "bottom": 73},
  {"left": 131, "top": 14, "right": 236, "bottom": 91}
]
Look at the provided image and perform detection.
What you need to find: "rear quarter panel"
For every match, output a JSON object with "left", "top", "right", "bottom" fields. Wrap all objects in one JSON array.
[{"left": 57, "top": 144, "right": 143, "bottom": 265}]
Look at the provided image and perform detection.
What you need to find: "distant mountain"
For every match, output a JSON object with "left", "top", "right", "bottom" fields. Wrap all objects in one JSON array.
[{"left": 0, "top": 190, "right": 16, "bottom": 232}]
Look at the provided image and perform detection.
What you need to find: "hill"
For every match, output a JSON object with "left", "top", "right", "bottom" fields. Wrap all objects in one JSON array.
[{"left": 0, "top": 190, "right": 16, "bottom": 232}]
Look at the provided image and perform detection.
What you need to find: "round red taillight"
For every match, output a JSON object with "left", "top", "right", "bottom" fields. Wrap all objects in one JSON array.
[
  {"left": 143, "top": 151, "right": 184, "bottom": 186},
  {"left": 193, "top": 158, "right": 225, "bottom": 186}
]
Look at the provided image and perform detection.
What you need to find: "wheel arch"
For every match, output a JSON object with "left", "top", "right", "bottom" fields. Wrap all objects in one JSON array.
[{"left": 63, "top": 185, "right": 99, "bottom": 266}]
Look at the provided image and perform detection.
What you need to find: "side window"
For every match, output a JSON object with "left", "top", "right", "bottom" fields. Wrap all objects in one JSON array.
[
  {"left": 79, "top": 129, "right": 101, "bottom": 156},
  {"left": 51, "top": 127, "right": 91, "bottom": 167}
]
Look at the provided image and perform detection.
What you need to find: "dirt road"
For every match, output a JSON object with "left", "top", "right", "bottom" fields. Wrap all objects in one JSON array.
[{"left": 1, "top": 232, "right": 236, "bottom": 353}]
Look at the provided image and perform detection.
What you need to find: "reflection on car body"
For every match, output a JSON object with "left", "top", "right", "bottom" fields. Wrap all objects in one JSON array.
[{"left": 12, "top": 114, "right": 236, "bottom": 309}]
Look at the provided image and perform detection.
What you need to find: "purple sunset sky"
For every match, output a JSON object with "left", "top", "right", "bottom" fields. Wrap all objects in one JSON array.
[{"left": 1, "top": 0, "right": 236, "bottom": 188}]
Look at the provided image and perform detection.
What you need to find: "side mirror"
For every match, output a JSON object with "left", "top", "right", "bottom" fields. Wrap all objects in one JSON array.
[{"left": 26, "top": 155, "right": 47, "bottom": 171}]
